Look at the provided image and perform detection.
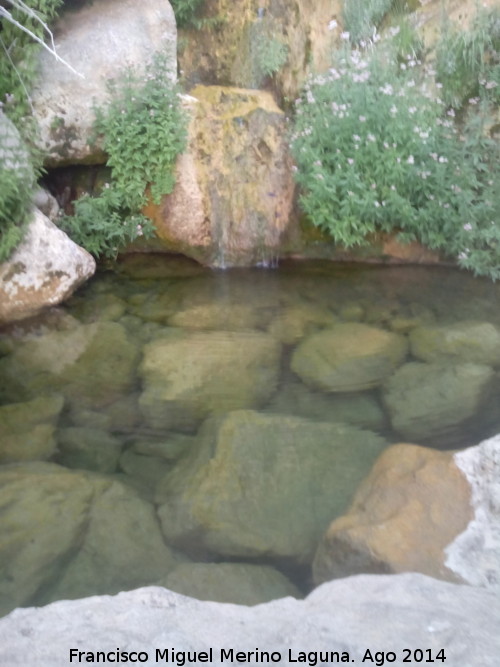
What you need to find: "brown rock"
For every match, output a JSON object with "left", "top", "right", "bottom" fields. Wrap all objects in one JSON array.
[{"left": 313, "top": 443, "right": 473, "bottom": 585}]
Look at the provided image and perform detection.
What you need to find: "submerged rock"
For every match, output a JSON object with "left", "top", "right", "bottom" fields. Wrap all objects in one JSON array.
[
  {"left": 139, "top": 330, "right": 281, "bottom": 430},
  {"left": 0, "top": 462, "right": 178, "bottom": 617},
  {"left": 410, "top": 320, "right": 500, "bottom": 366},
  {"left": 291, "top": 323, "right": 408, "bottom": 392},
  {"left": 56, "top": 427, "right": 123, "bottom": 473},
  {"left": 0, "top": 395, "right": 64, "bottom": 463},
  {"left": 383, "top": 361, "right": 500, "bottom": 446},
  {"left": 157, "top": 410, "right": 387, "bottom": 564},
  {"left": 159, "top": 562, "right": 301, "bottom": 606},
  {"left": 1, "top": 574, "right": 499, "bottom": 666},
  {"left": 0, "top": 208, "right": 95, "bottom": 324},
  {"left": 144, "top": 86, "right": 296, "bottom": 267},
  {"left": 314, "top": 434, "right": 500, "bottom": 591},
  {"left": 31, "top": 0, "right": 177, "bottom": 165}
]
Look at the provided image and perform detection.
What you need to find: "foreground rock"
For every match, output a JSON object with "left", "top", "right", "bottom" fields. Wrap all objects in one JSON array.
[
  {"left": 0, "top": 574, "right": 499, "bottom": 666},
  {"left": 0, "top": 463, "right": 178, "bottom": 617},
  {"left": 383, "top": 361, "right": 500, "bottom": 446},
  {"left": 314, "top": 435, "right": 500, "bottom": 590},
  {"left": 31, "top": 0, "right": 177, "bottom": 165},
  {"left": 144, "top": 86, "right": 296, "bottom": 267},
  {"left": 157, "top": 410, "right": 387, "bottom": 563},
  {"left": 0, "top": 208, "right": 95, "bottom": 323},
  {"left": 139, "top": 331, "right": 281, "bottom": 430}
]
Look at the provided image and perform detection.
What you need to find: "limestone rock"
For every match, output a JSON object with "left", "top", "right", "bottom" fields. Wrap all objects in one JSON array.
[
  {"left": 31, "top": 0, "right": 177, "bottom": 165},
  {"left": 56, "top": 427, "right": 123, "bottom": 473},
  {"left": 157, "top": 410, "right": 387, "bottom": 563},
  {"left": 291, "top": 323, "right": 408, "bottom": 392},
  {"left": 0, "top": 462, "right": 178, "bottom": 617},
  {"left": 0, "top": 395, "right": 64, "bottom": 463},
  {"left": 313, "top": 443, "right": 473, "bottom": 585},
  {"left": 383, "top": 361, "right": 500, "bottom": 446},
  {"left": 314, "top": 435, "right": 500, "bottom": 591},
  {"left": 0, "top": 208, "right": 95, "bottom": 324},
  {"left": 159, "top": 562, "right": 301, "bottom": 606},
  {"left": 0, "top": 321, "right": 139, "bottom": 409},
  {"left": 267, "top": 303, "right": 337, "bottom": 345},
  {"left": 144, "top": 86, "right": 296, "bottom": 267},
  {"left": 410, "top": 321, "right": 500, "bottom": 366},
  {"left": 1, "top": 574, "right": 499, "bottom": 666},
  {"left": 139, "top": 330, "right": 281, "bottom": 430}
]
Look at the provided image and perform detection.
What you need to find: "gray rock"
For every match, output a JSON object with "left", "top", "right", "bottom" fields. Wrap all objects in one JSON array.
[
  {"left": 139, "top": 330, "right": 281, "bottom": 430},
  {"left": 0, "top": 208, "right": 95, "bottom": 323},
  {"left": 291, "top": 323, "right": 408, "bottom": 392},
  {"left": 0, "top": 574, "right": 498, "bottom": 666},
  {"left": 32, "top": 187, "right": 60, "bottom": 221},
  {"left": 410, "top": 320, "right": 500, "bottom": 366},
  {"left": 31, "top": 0, "right": 177, "bottom": 165},
  {"left": 0, "top": 395, "right": 64, "bottom": 463},
  {"left": 383, "top": 362, "right": 500, "bottom": 446},
  {"left": 57, "top": 427, "right": 123, "bottom": 473},
  {"left": 159, "top": 562, "right": 301, "bottom": 606},
  {"left": 157, "top": 410, "right": 387, "bottom": 563}
]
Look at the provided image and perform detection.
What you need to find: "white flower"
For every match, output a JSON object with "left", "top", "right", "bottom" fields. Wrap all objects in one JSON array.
[
  {"left": 374, "top": 201, "right": 380, "bottom": 207},
  {"left": 463, "top": 223, "right": 472, "bottom": 231},
  {"left": 409, "top": 106, "right": 417, "bottom": 114},
  {"left": 367, "top": 133, "right": 376, "bottom": 142},
  {"left": 438, "top": 156, "right": 448, "bottom": 163},
  {"left": 328, "top": 19, "right": 338, "bottom": 31},
  {"left": 485, "top": 81, "right": 498, "bottom": 89},
  {"left": 359, "top": 115, "right": 366, "bottom": 122},
  {"left": 353, "top": 134, "right": 361, "bottom": 142},
  {"left": 340, "top": 31, "right": 350, "bottom": 41},
  {"left": 390, "top": 104, "right": 398, "bottom": 114},
  {"left": 407, "top": 155, "right": 415, "bottom": 164},
  {"left": 347, "top": 158, "right": 354, "bottom": 165}
]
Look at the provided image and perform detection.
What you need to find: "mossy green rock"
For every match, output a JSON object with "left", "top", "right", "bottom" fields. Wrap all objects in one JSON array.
[
  {"left": 0, "top": 322, "right": 139, "bottom": 408},
  {"left": 157, "top": 410, "right": 387, "bottom": 564},
  {"left": 0, "top": 395, "right": 64, "bottom": 463},
  {"left": 410, "top": 321, "right": 500, "bottom": 366},
  {"left": 291, "top": 323, "right": 408, "bottom": 392},
  {"left": 139, "top": 331, "right": 281, "bottom": 430},
  {"left": 383, "top": 362, "right": 500, "bottom": 447},
  {"left": 159, "top": 562, "right": 301, "bottom": 606},
  {"left": 56, "top": 427, "right": 123, "bottom": 473}
]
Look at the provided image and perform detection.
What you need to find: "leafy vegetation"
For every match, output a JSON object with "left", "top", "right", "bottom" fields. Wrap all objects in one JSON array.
[
  {"left": 170, "top": 0, "right": 205, "bottom": 28},
  {"left": 435, "top": 5, "right": 500, "bottom": 110},
  {"left": 59, "top": 55, "right": 187, "bottom": 258},
  {"left": 342, "top": 0, "right": 398, "bottom": 45},
  {"left": 290, "top": 29, "right": 500, "bottom": 280}
]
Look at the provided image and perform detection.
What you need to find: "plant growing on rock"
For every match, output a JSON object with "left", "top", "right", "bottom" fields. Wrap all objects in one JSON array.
[
  {"left": 291, "top": 29, "right": 500, "bottom": 280},
  {"left": 60, "top": 54, "right": 187, "bottom": 259}
]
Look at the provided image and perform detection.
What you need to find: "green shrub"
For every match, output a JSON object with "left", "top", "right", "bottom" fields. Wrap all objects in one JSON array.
[
  {"left": 170, "top": 0, "right": 205, "bottom": 28},
  {"left": 290, "top": 38, "right": 500, "bottom": 280},
  {"left": 342, "top": 0, "right": 397, "bottom": 45},
  {"left": 435, "top": 6, "right": 500, "bottom": 110},
  {"left": 0, "top": 164, "right": 33, "bottom": 262},
  {"left": 59, "top": 54, "right": 187, "bottom": 258}
]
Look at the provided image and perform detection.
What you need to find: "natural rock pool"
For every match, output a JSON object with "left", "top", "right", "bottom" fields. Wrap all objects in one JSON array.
[{"left": 1, "top": 256, "right": 500, "bottom": 617}]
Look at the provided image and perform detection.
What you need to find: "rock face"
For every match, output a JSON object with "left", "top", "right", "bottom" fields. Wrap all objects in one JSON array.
[
  {"left": 159, "top": 562, "right": 301, "bottom": 606},
  {"left": 313, "top": 435, "right": 500, "bottom": 590},
  {"left": 139, "top": 330, "right": 281, "bottom": 430},
  {"left": 291, "top": 323, "right": 408, "bottom": 392},
  {"left": 31, "top": 0, "right": 177, "bottom": 165},
  {"left": 0, "top": 208, "right": 96, "bottom": 323},
  {"left": 1, "top": 574, "right": 499, "bottom": 666},
  {"left": 383, "top": 361, "right": 500, "bottom": 446},
  {"left": 0, "top": 462, "right": 178, "bottom": 617},
  {"left": 144, "top": 86, "right": 296, "bottom": 267},
  {"left": 157, "top": 410, "right": 387, "bottom": 563}
]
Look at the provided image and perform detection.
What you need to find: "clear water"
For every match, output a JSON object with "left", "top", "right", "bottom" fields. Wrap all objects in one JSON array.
[{"left": 1, "top": 256, "right": 500, "bottom": 614}]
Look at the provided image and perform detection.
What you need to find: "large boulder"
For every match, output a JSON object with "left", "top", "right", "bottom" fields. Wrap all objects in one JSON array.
[
  {"left": 0, "top": 321, "right": 139, "bottom": 409},
  {"left": 31, "top": 0, "right": 177, "bottom": 165},
  {"left": 144, "top": 86, "right": 296, "bottom": 267},
  {"left": 0, "top": 574, "right": 499, "bottom": 666},
  {"left": 313, "top": 435, "right": 500, "bottom": 590},
  {"left": 383, "top": 361, "right": 500, "bottom": 446},
  {"left": 159, "top": 562, "right": 301, "bottom": 606},
  {"left": 0, "top": 395, "right": 64, "bottom": 463},
  {"left": 0, "top": 462, "right": 178, "bottom": 617},
  {"left": 291, "top": 323, "right": 408, "bottom": 392},
  {"left": 139, "top": 330, "right": 281, "bottom": 430},
  {"left": 157, "top": 410, "right": 387, "bottom": 563},
  {"left": 0, "top": 208, "right": 95, "bottom": 323},
  {"left": 409, "top": 320, "right": 500, "bottom": 366}
]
